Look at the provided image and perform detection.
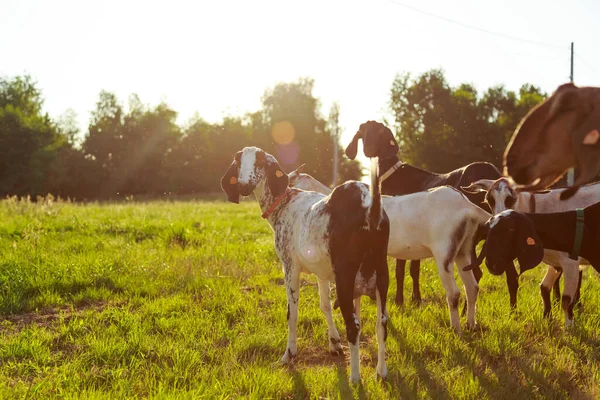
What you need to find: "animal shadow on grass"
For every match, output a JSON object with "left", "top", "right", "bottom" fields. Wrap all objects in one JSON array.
[
  {"left": 385, "top": 319, "right": 452, "bottom": 399},
  {"left": 562, "top": 324, "right": 600, "bottom": 364},
  {"left": 286, "top": 346, "right": 357, "bottom": 399},
  {"left": 465, "top": 341, "right": 564, "bottom": 398},
  {"left": 287, "top": 363, "right": 367, "bottom": 399},
  {"left": 459, "top": 323, "right": 585, "bottom": 399}
]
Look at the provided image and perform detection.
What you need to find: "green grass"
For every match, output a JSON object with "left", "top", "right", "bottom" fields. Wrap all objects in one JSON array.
[{"left": 0, "top": 196, "right": 599, "bottom": 399}]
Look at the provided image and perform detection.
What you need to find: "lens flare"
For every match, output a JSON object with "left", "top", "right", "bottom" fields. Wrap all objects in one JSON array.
[
  {"left": 276, "top": 142, "right": 300, "bottom": 165},
  {"left": 271, "top": 121, "right": 295, "bottom": 145}
]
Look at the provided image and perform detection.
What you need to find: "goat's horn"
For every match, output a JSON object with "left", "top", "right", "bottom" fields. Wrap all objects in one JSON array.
[{"left": 290, "top": 163, "right": 306, "bottom": 175}]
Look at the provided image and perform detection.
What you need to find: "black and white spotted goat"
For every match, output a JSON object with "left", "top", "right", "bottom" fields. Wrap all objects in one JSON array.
[
  {"left": 463, "top": 178, "right": 600, "bottom": 325},
  {"left": 289, "top": 169, "right": 488, "bottom": 333},
  {"left": 345, "top": 121, "right": 501, "bottom": 306},
  {"left": 220, "top": 147, "right": 390, "bottom": 383},
  {"left": 481, "top": 201, "right": 600, "bottom": 327}
]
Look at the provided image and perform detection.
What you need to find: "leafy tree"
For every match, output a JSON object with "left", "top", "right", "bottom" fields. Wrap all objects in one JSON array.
[
  {"left": 389, "top": 69, "right": 546, "bottom": 172},
  {"left": 82, "top": 92, "right": 181, "bottom": 197},
  {"left": 0, "top": 75, "right": 70, "bottom": 197},
  {"left": 261, "top": 78, "right": 360, "bottom": 184}
]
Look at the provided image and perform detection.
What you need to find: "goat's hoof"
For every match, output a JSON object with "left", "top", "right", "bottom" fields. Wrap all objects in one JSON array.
[
  {"left": 329, "top": 337, "right": 343, "bottom": 355},
  {"left": 466, "top": 322, "right": 479, "bottom": 331},
  {"left": 330, "top": 348, "right": 344, "bottom": 356},
  {"left": 376, "top": 366, "right": 388, "bottom": 381},
  {"left": 281, "top": 348, "right": 296, "bottom": 364},
  {"left": 350, "top": 375, "right": 361, "bottom": 385},
  {"left": 564, "top": 320, "right": 574, "bottom": 329},
  {"left": 395, "top": 296, "right": 404, "bottom": 306}
]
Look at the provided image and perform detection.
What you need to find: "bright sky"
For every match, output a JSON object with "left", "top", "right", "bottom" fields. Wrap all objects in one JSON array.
[{"left": 3, "top": 0, "right": 600, "bottom": 168}]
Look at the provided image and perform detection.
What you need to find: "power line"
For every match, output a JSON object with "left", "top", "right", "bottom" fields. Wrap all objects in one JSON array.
[
  {"left": 575, "top": 53, "right": 600, "bottom": 78},
  {"left": 385, "top": 0, "right": 568, "bottom": 50}
]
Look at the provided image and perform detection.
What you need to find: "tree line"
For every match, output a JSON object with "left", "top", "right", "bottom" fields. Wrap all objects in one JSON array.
[{"left": 0, "top": 71, "right": 546, "bottom": 200}]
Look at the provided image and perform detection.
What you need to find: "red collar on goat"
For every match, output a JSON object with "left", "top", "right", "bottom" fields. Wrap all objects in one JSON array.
[{"left": 262, "top": 188, "right": 292, "bottom": 219}]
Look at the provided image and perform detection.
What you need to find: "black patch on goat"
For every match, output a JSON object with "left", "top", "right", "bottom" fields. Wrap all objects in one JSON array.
[
  {"left": 562, "top": 295, "right": 574, "bottom": 321},
  {"left": 449, "top": 292, "right": 460, "bottom": 310},
  {"left": 540, "top": 285, "right": 552, "bottom": 317},
  {"left": 444, "top": 219, "right": 467, "bottom": 272},
  {"left": 326, "top": 182, "right": 390, "bottom": 347}
]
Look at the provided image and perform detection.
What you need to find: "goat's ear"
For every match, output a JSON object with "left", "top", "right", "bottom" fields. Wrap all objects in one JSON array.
[
  {"left": 345, "top": 130, "right": 363, "bottom": 160},
  {"left": 483, "top": 238, "right": 510, "bottom": 276},
  {"left": 483, "top": 217, "right": 514, "bottom": 276},
  {"left": 461, "top": 179, "right": 494, "bottom": 194},
  {"left": 220, "top": 160, "right": 240, "bottom": 204},
  {"left": 515, "top": 217, "right": 544, "bottom": 274},
  {"left": 375, "top": 125, "right": 399, "bottom": 159},
  {"left": 266, "top": 156, "right": 289, "bottom": 197}
]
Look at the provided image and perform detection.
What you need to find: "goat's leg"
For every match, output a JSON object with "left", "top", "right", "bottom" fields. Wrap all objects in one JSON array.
[
  {"left": 317, "top": 278, "right": 343, "bottom": 356},
  {"left": 553, "top": 269, "right": 563, "bottom": 303},
  {"left": 375, "top": 250, "right": 389, "bottom": 380},
  {"left": 505, "top": 262, "right": 519, "bottom": 310},
  {"left": 434, "top": 255, "right": 461, "bottom": 333},
  {"left": 574, "top": 270, "right": 583, "bottom": 309},
  {"left": 375, "top": 288, "right": 388, "bottom": 380},
  {"left": 334, "top": 264, "right": 362, "bottom": 384},
  {"left": 457, "top": 254, "right": 479, "bottom": 329},
  {"left": 540, "top": 266, "right": 561, "bottom": 318},
  {"left": 281, "top": 268, "right": 301, "bottom": 364},
  {"left": 395, "top": 259, "right": 406, "bottom": 305},
  {"left": 462, "top": 250, "right": 483, "bottom": 317},
  {"left": 353, "top": 297, "right": 361, "bottom": 323},
  {"left": 561, "top": 261, "right": 579, "bottom": 327},
  {"left": 410, "top": 260, "right": 422, "bottom": 304}
]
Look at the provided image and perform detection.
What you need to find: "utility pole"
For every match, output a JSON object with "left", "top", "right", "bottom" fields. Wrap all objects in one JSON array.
[
  {"left": 332, "top": 124, "right": 338, "bottom": 186},
  {"left": 567, "top": 42, "right": 575, "bottom": 186}
]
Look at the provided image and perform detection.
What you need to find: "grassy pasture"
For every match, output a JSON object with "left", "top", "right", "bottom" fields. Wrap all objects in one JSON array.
[{"left": 0, "top": 197, "right": 599, "bottom": 399}]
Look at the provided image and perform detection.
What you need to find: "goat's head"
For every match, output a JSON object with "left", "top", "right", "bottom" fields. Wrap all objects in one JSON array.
[
  {"left": 220, "top": 147, "right": 289, "bottom": 203},
  {"left": 484, "top": 211, "right": 544, "bottom": 276},
  {"left": 345, "top": 121, "right": 399, "bottom": 160},
  {"left": 462, "top": 178, "right": 517, "bottom": 214},
  {"left": 504, "top": 83, "right": 600, "bottom": 197}
]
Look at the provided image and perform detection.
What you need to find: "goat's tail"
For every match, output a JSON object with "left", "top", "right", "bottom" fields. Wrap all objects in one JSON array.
[{"left": 368, "top": 157, "right": 382, "bottom": 230}]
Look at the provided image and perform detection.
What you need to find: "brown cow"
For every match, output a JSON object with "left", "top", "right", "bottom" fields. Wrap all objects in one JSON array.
[{"left": 503, "top": 83, "right": 600, "bottom": 199}]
